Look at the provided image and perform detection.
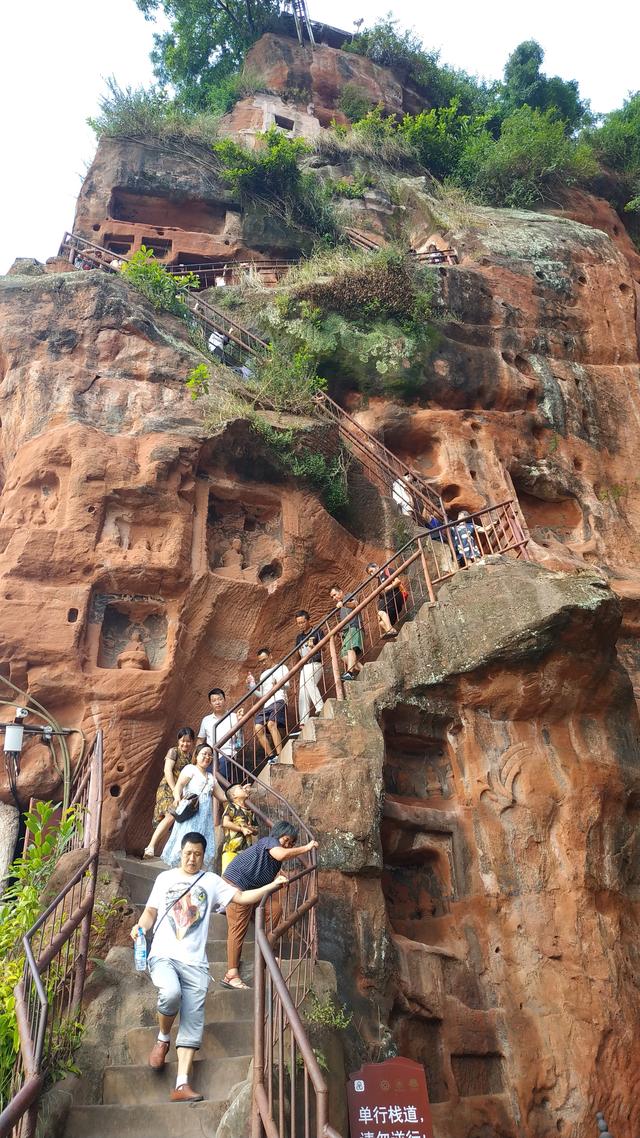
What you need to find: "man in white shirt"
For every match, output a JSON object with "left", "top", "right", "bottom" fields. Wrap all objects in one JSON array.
[
  {"left": 131, "top": 831, "right": 285, "bottom": 1102},
  {"left": 392, "top": 472, "right": 416, "bottom": 518},
  {"left": 294, "top": 610, "right": 324, "bottom": 725},
  {"left": 246, "top": 646, "right": 289, "bottom": 762},
  {"left": 197, "top": 688, "right": 240, "bottom": 781}
]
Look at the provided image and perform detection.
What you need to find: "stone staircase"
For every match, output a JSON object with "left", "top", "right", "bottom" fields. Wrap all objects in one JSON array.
[{"left": 63, "top": 858, "right": 254, "bottom": 1138}]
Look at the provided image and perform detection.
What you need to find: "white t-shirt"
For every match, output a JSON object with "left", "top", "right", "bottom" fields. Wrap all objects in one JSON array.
[
  {"left": 178, "top": 765, "right": 215, "bottom": 799},
  {"left": 392, "top": 478, "right": 414, "bottom": 515},
  {"left": 147, "top": 869, "right": 237, "bottom": 965},
  {"left": 258, "top": 664, "right": 289, "bottom": 708},
  {"left": 198, "top": 711, "right": 240, "bottom": 758}
]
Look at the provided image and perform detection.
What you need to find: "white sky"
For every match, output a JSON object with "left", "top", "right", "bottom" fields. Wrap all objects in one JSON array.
[{"left": 1, "top": 0, "right": 639, "bottom": 273}]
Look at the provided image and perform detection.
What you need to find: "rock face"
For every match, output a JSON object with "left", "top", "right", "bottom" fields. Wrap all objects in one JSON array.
[
  {"left": 0, "top": 269, "right": 374, "bottom": 849},
  {"left": 71, "top": 135, "right": 305, "bottom": 268},
  {"left": 3, "top": 31, "right": 640, "bottom": 1138},
  {"left": 276, "top": 559, "right": 640, "bottom": 1137}
]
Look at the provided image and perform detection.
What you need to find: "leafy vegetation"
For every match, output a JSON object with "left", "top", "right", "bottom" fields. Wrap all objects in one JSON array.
[
  {"left": 500, "top": 40, "right": 590, "bottom": 132},
  {"left": 455, "top": 106, "right": 598, "bottom": 208},
  {"left": 121, "top": 246, "right": 199, "bottom": 316},
  {"left": 338, "top": 83, "right": 374, "bottom": 124},
  {"left": 89, "top": 78, "right": 221, "bottom": 146},
  {"left": 0, "top": 802, "right": 85, "bottom": 1109},
  {"left": 250, "top": 419, "right": 350, "bottom": 517},
  {"left": 134, "top": 0, "right": 289, "bottom": 109},
  {"left": 586, "top": 92, "right": 640, "bottom": 215},
  {"left": 305, "top": 991, "right": 353, "bottom": 1030},
  {"left": 258, "top": 248, "right": 439, "bottom": 398},
  {"left": 213, "top": 127, "right": 340, "bottom": 241}
]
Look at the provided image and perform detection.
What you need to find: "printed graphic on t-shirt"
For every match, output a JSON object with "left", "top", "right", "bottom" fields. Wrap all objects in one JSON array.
[{"left": 167, "top": 883, "right": 208, "bottom": 941}]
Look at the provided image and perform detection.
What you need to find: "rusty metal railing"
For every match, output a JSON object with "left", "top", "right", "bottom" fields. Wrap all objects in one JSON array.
[
  {"left": 314, "top": 391, "right": 446, "bottom": 521},
  {"left": 165, "top": 259, "right": 298, "bottom": 289},
  {"left": 212, "top": 505, "right": 527, "bottom": 1137},
  {"left": 0, "top": 731, "right": 103, "bottom": 1138},
  {"left": 58, "top": 232, "right": 268, "bottom": 359}
]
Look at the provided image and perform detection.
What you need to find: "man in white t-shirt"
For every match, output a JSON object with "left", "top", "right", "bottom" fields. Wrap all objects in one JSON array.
[
  {"left": 197, "top": 687, "right": 241, "bottom": 781},
  {"left": 131, "top": 831, "right": 285, "bottom": 1102},
  {"left": 246, "top": 646, "right": 289, "bottom": 763},
  {"left": 392, "top": 472, "right": 416, "bottom": 518}
]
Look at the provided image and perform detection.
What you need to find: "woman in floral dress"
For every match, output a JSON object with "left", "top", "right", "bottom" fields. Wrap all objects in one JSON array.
[{"left": 143, "top": 727, "right": 195, "bottom": 858}]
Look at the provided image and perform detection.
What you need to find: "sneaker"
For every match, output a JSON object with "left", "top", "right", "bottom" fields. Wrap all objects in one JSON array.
[
  {"left": 267, "top": 757, "right": 279, "bottom": 765},
  {"left": 170, "top": 1084, "right": 204, "bottom": 1103},
  {"left": 341, "top": 672, "right": 354, "bottom": 681},
  {"left": 288, "top": 730, "right": 301, "bottom": 738}
]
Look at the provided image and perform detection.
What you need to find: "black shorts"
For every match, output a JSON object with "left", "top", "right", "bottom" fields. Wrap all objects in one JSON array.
[
  {"left": 378, "top": 587, "right": 405, "bottom": 621},
  {"left": 255, "top": 698, "right": 287, "bottom": 728}
]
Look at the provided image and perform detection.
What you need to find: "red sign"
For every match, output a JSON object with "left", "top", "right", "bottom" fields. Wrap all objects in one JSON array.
[{"left": 347, "top": 1056, "right": 434, "bottom": 1138}]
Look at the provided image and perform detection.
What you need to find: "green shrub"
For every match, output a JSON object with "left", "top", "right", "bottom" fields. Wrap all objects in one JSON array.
[
  {"left": 398, "top": 100, "right": 489, "bottom": 182},
  {"left": 207, "top": 70, "right": 264, "bottom": 116},
  {"left": 185, "top": 363, "right": 211, "bottom": 399},
  {"left": 345, "top": 15, "right": 491, "bottom": 116},
  {"left": 259, "top": 250, "right": 438, "bottom": 398},
  {"left": 586, "top": 92, "right": 640, "bottom": 212},
  {"left": 326, "top": 174, "right": 373, "bottom": 200},
  {"left": 305, "top": 992, "right": 353, "bottom": 1030},
  {"left": 250, "top": 418, "right": 350, "bottom": 517},
  {"left": 213, "top": 127, "right": 339, "bottom": 241},
  {"left": 456, "top": 106, "right": 597, "bottom": 208},
  {"left": 88, "top": 78, "right": 220, "bottom": 146},
  {"left": 338, "top": 83, "right": 373, "bottom": 123},
  {"left": 248, "top": 346, "right": 326, "bottom": 414},
  {"left": 121, "top": 246, "right": 200, "bottom": 316}
]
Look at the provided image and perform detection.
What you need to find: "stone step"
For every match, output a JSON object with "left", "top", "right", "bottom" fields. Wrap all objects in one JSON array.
[
  {"left": 65, "top": 1099, "right": 225, "bottom": 1138},
  {"left": 126, "top": 1019, "right": 253, "bottom": 1064},
  {"left": 102, "top": 1053, "right": 250, "bottom": 1105}
]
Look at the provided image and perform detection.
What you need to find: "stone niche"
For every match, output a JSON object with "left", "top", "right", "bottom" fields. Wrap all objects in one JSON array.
[
  {"left": 109, "top": 188, "right": 229, "bottom": 235},
  {"left": 98, "top": 496, "right": 176, "bottom": 559},
  {"left": 0, "top": 470, "right": 63, "bottom": 529},
  {"left": 86, "top": 591, "right": 169, "bottom": 671},
  {"left": 206, "top": 489, "right": 284, "bottom": 585}
]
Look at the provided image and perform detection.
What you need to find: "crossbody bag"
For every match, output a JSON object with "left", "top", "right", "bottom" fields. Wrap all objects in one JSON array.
[{"left": 146, "top": 870, "right": 206, "bottom": 953}]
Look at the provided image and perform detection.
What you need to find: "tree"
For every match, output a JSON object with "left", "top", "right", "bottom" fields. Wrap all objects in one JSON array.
[
  {"left": 501, "top": 40, "right": 589, "bottom": 133},
  {"left": 135, "top": 0, "right": 288, "bottom": 108}
]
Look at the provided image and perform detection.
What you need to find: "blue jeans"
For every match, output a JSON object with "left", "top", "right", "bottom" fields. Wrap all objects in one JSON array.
[{"left": 148, "top": 957, "right": 210, "bottom": 1049}]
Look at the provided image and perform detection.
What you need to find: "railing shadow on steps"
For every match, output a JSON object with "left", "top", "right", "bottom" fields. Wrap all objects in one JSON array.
[
  {"left": 0, "top": 731, "right": 103, "bottom": 1138},
  {"left": 314, "top": 391, "right": 446, "bottom": 522},
  {"left": 213, "top": 507, "right": 528, "bottom": 1137}
]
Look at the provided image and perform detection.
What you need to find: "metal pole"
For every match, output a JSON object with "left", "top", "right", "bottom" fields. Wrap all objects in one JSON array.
[{"left": 328, "top": 634, "right": 344, "bottom": 701}]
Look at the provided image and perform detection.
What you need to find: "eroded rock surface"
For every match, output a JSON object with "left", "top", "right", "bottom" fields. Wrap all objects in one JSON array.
[
  {"left": 0, "top": 269, "right": 373, "bottom": 848},
  {"left": 277, "top": 559, "right": 640, "bottom": 1137}
]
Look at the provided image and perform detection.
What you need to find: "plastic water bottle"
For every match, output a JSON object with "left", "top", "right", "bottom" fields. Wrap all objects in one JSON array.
[{"left": 134, "top": 926, "right": 147, "bottom": 972}]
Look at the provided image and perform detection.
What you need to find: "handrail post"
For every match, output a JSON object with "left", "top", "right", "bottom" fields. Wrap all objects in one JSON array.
[
  {"left": 418, "top": 537, "right": 436, "bottom": 603},
  {"left": 328, "top": 632, "right": 344, "bottom": 701},
  {"left": 253, "top": 906, "right": 267, "bottom": 1138}
]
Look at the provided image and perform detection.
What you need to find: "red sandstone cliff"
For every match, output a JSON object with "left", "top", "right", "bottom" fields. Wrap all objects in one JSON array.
[{"left": 2, "top": 33, "right": 640, "bottom": 1138}]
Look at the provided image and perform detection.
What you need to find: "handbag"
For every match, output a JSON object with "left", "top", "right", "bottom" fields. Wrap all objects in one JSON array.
[{"left": 169, "top": 793, "right": 199, "bottom": 822}]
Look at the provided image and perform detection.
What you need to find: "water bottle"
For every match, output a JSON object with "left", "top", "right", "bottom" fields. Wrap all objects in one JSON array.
[{"left": 134, "top": 926, "right": 147, "bottom": 972}]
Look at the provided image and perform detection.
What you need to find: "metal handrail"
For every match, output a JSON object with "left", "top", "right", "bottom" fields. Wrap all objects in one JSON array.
[
  {"left": 211, "top": 498, "right": 526, "bottom": 764},
  {"left": 58, "top": 232, "right": 268, "bottom": 358},
  {"left": 217, "top": 504, "right": 526, "bottom": 1137},
  {"left": 0, "top": 731, "right": 103, "bottom": 1138},
  {"left": 314, "top": 390, "right": 446, "bottom": 519}
]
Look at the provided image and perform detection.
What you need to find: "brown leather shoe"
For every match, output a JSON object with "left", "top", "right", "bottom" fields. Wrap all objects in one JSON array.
[
  {"left": 148, "top": 1039, "right": 170, "bottom": 1069},
  {"left": 170, "top": 1083, "right": 204, "bottom": 1102}
]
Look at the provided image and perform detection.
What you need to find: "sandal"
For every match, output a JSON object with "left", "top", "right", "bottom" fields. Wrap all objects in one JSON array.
[
  {"left": 382, "top": 630, "right": 398, "bottom": 639},
  {"left": 221, "top": 974, "right": 250, "bottom": 990}
]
